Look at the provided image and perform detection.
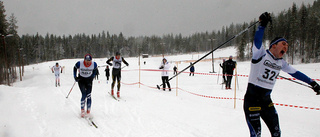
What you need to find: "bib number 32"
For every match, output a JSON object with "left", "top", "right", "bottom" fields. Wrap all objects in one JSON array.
[{"left": 262, "top": 68, "right": 279, "bottom": 81}]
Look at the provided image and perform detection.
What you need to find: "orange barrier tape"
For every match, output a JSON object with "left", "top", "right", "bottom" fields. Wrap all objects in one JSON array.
[
  {"left": 123, "top": 69, "right": 320, "bottom": 81},
  {"left": 120, "top": 81, "right": 319, "bottom": 111}
]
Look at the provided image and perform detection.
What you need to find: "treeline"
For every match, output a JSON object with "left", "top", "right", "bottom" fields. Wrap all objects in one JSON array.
[{"left": 1, "top": 1, "right": 320, "bottom": 85}]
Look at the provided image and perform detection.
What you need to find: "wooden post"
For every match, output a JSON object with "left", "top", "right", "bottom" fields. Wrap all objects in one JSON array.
[
  {"left": 139, "top": 54, "right": 141, "bottom": 88},
  {"left": 234, "top": 64, "right": 237, "bottom": 109},
  {"left": 176, "top": 62, "right": 178, "bottom": 96}
]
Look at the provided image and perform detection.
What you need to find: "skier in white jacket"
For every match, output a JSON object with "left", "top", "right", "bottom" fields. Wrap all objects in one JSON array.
[{"left": 159, "top": 58, "right": 171, "bottom": 91}]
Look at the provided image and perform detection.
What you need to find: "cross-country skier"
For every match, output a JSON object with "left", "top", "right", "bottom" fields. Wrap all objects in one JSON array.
[
  {"left": 52, "top": 62, "right": 63, "bottom": 87},
  {"left": 159, "top": 58, "right": 171, "bottom": 91},
  {"left": 106, "top": 52, "right": 129, "bottom": 98},
  {"left": 73, "top": 54, "right": 98, "bottom": 118},
  {"left": 244, "top": 12, "right": 320, "bottom": 137}
]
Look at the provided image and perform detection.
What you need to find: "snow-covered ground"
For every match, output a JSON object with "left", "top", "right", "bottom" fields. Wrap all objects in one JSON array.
[{"left": 1, "top": 46, "right": 320, "bottom": 137}]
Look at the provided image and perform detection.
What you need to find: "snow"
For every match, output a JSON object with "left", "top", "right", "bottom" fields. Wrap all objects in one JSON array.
[{"left": 1, "top": 47, "right": 320, "bottom": 137}]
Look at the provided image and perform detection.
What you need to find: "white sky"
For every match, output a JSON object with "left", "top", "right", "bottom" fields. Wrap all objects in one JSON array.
[{"left": 3, "top": 0, "right": 316, "bottom": 37}]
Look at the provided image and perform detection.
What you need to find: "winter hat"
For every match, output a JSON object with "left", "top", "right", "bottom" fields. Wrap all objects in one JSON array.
[
  {"left": 84, "top": 54, "right": 92, "bottom": 61},
  {"left": 269, "top": 37, "right": 287, "bottom": 49},
  {"left": 115, "top": 52, "right": 120, "bottom": 56}
]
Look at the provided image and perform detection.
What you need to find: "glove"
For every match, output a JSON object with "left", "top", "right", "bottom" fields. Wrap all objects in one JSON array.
[
  {"left": 52, "top": 71, "right": 54, "bottom": 73},
  {"left": 126, "top": 63, "right": 129, "bottom": 66},
  {"left": 310, "top": 81, "right": 320, "bottom": 95},
  {"left": 259, "top": 12, "right": 272, "bottom": 27},
  {"left": 61, "top": 71, "right": 63, "bottom": 73},
  {"left": 159, "top": 65, "right": 164, "bottom": 69},
  {"left": 74, "top": 77, "right": 81, "bottom": 82}
]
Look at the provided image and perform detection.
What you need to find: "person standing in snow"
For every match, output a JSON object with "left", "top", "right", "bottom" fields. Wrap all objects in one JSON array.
[
  {"left": 73, "top": 54, "right": 98, "bottom": 118},
  {"left": 105, "top": 65, "right": 110, "bottom": 84},
  {"left": 219, "top": 59, "right": 227, "bottom": 84},
  {"left": 189, "top": 62, "right": 195, "bottom": 76},
  {"left": 244, "top": 12, "right": 320, "bottom": 137},
  {"left": 106, "top": 52, "right": 129, "bottom": 98},
  {"left": 52, "top": 62, "right": 63, "bottom": 87},
  {"left": 159, "top": 58, "right": 171, "bottom": 91},
  {"left": 173, "top": 66, "right": 177, "bottom": 75},
  {"left": 225, "top": 56, "right": 236, "bottom": 89}
]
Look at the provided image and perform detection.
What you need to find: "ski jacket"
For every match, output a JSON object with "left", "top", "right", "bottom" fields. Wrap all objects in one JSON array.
[
  {"left": 52, "top": 65, "right": 62, "bottom": 74},
  {"left": 190, "top": 65, "right": 195, "bottom": 72},
  {"left": 224, "top": 59, "right": 236, "bottom": 75},
  {"left": 159, "top": 61, "right": 171, "bottom": 77},
  {"left": 248, "top": 26, "right": 313, "bottom": 90},
  {"left": 73, "top": 60, "right": 98, "bottom": 80},
  {"left": 106, "top": 56, "right": 129, "bottom": 70}
]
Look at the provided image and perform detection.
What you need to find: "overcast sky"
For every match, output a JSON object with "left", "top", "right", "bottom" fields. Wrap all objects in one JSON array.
[{"left": 3, "top": 0, "right": 316, "bottom": 37}]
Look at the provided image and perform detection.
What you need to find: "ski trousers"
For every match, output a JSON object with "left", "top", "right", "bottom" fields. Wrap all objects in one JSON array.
[
  {"left": 161, "top": 76, "right": 171, "bottom": 91},
  {"left": 244, "top": 83, "right": 281, "bottom": 137},
  {"left": 226, "top": 73, "right": 233, "bottom": 88},
  {"left": 111, "top": 68, "right": 121, "bottom": 91},
  {"left": 78, "top": 79, "right": 92, "bottom": 111}
]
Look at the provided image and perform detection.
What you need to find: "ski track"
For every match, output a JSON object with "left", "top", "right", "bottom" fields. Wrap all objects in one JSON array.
[{"left": 2, "top": 51, "right": 320, "bottom": 137}]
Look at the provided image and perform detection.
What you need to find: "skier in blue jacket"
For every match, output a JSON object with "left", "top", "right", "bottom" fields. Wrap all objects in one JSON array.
[
  {"left": 244, "top": 12, "right": 320, "bottom": 137},
  {"left": 73, "top": 54, "right": 98, "bottom": 118}
]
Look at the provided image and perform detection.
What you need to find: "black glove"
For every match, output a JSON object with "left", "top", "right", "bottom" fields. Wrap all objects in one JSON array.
[
  {"left": 259, "top": 12, "right": 272, "bottom": 27},
  {"left": 61, "top": 71, "right": 63, "bottom": 73},
  {"left": 126, "top": 63, "right": 129, "bottom": 66},
  {"left": 310, "top": 81, "right": 320, "bottom": 95},
  {"left": 159, "top": 65, "right": 164, "bottom": 69},
  {"left": 74, "top": 77, "right": 81, "bottom": 82},
  {"left": 52, "top": 71, "right": 54, "bottom": 73}
]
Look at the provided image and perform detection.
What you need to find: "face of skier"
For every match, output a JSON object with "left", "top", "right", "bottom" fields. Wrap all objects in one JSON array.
[
  {"left": 115, "top": 55, "right": 120, "bottom": 60},
  {"left": 270, "top": 41, "right": 288, "bottom": 58},
  {"left": 84, "top": 60, "right": 92, "bottom": 67}
]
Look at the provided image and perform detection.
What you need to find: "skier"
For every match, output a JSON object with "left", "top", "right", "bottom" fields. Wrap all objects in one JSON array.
[
  {"left": 244, "top": 12, "right": 320, "bottom": 137},
  {"left": 51, "top": 62, "right": 63, "bottom": 87},
  {"left": 73, "top": 54, "right": 98, "bottom": 118},
  {"left": 105, "top": 65, "right": 110, "bottom": 84},
  {"left": 159, "top": 58, "right": 171, "bottom": 91},
  {"left": 106, "top": 52, "right": 129, "bottom": 98},
  {"left": 225, "top": 56, "right": 236, "bottom": 89},
  {"left": 219, "top": 59, "right": 227, "bottom": 84},
  {"left": 189, "top": 62, "right": 195, "bottom": 76}
]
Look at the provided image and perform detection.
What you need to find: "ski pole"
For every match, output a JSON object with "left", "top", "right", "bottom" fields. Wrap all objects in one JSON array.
[
  {"left": 66, "top": 81, "right": 77, "bottom": 98},
  {"left": 278, "top": 75, "right": 312, "bottom": 89},
  {"left": 121, "top": 66, "right": 127, "bottom": 69},
  {"left": 157, "top": 20, "right": 259, "bottom": 90}
]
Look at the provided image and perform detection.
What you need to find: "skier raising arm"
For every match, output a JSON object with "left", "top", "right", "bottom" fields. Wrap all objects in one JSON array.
[
  {"left": 73, "top": 54, "right": 98, "bottom": 118},
  {"left": 243, "top": 12, "right": 320, "bottom": 137}
]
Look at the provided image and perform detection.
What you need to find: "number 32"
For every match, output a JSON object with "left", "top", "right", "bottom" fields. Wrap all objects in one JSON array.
[{"left": 262, "top": 68, "right": 279, "bottom": 81}]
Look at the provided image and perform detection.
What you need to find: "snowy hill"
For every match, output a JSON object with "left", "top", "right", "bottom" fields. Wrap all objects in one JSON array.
[{"left": 1, "top": 47, "right": 320, "bottom": 137}]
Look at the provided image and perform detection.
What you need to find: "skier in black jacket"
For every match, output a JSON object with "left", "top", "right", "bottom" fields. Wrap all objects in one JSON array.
[
  {"left": 106, "top": 52, "right": 129, "bottom": 98},
  {"left": 224, "top": 56, "right": 236, "bottom": 89}
]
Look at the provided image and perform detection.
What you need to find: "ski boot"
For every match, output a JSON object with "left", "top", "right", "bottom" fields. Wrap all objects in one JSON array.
[
  {"left": 117, "top": 91, "right": 120, "bottom": 98},
  {"left": 81, "top": 109, "right": 86, "bottom": 118}
]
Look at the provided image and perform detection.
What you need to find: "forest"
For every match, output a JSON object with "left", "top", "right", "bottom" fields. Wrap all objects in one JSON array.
[{"left": 0, "top": 0, "right": 320, "bottom": 85}]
